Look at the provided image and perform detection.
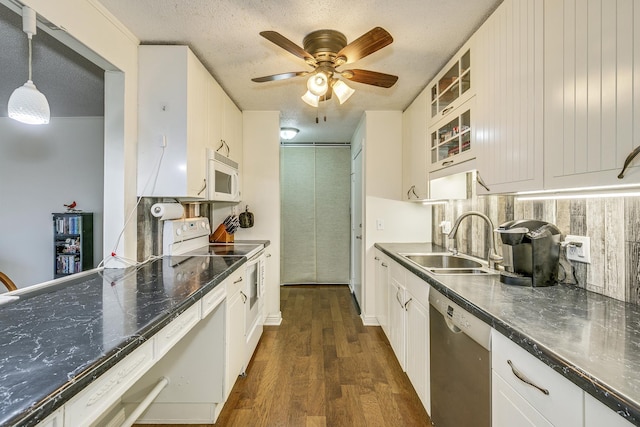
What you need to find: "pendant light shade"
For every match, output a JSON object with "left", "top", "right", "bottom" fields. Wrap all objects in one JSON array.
[
  {"left": 301, "top": 90, "right": 320, "bottom": 107},
  {"left": 332, "top": 80, "right": 355, "bottom": 105},
  {"left": 307, "top": 72, "right": 328, "bottom": 97},
  {"left": 8, "top": 80, "right": 50, "bottom": 124},
  {"left": 8, "top": 7, "right": 50, "bottom": 125}
]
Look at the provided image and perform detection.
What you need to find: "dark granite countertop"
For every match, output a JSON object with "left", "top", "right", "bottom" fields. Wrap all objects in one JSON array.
[
  {"left": 0, "top": 251, "right": 253, "bottom": 427},
  {"left": 376, "top": 242, "right": 640, "bottom": 426}
]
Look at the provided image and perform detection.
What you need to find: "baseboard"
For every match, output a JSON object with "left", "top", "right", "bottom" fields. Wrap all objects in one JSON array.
[
  {"left": 361, "top": 314, "right": 380, "bottom": 326},
  {"left": 264, "top": 312, "right": 282, "bottom": 326}
]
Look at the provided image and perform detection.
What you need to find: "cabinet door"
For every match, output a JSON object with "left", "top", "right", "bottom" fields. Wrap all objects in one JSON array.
[
  {"left": 388, "top": 277, "right": 405, "bottom": 370},
  {"left": 544, "top": 0, "right": 640, "bottom": 188},
  {"left": 428, "top": 97, "right": 475, "bottom": 174},
  {"left": 186, "top": 53, "right": 208, "bottom": 197},
  {"left": 207, "top": 78, "right": 224, "bottom": 151},
  {"left": 405, "top": 295, "right": 430, "bottom": 413},
  {"left": 225, "top": 289, "right": 245, "bottom": 397},
  {"left": 475, "top": 0, "right": 544, "bottom": 193},
  {"left": 375, "top": 251, "right": 390, "bottom": 336},
  {"left": 492, "top": 371, "right": 553, "bottom": 427},
  {"left": 402, "top": 89, "right": 429, "bottom": 200}
]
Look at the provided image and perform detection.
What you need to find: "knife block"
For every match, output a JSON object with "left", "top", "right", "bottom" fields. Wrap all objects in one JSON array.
[{"left": 210, "top": 223, "right": 234, "bottom": 243}]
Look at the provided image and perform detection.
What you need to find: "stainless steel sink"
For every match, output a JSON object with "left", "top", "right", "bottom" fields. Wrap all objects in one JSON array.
[
  {"left": 403, "top": 254, "right": 483, "bottom": 269},
  {"left": 399, "top": 252, "right": 498, "bottom": 275}
]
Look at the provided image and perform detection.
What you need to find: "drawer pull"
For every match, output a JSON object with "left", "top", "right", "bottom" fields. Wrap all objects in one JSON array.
[
  {"left": 442, "top": 160, "right": 454, "bottom": 167},
  {"left": 381, "top": 262, "right": 388, "bottom": 268},
  {"left": 442, "top": 106, "right": 454, "bottom": 115},
  {"left": 507, "top": 359, "right": 550, "bottom": 395},
  {"left": 234, "top": 277, "right": 243, "bottom": 284}
]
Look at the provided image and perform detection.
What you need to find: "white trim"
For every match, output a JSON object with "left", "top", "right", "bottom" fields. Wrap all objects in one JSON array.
[{"left": 263, "top": 312, "right": 282, "bottom": 326}]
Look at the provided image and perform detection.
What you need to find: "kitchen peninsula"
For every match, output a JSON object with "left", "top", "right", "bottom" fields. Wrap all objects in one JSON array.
[{"left": 0, "top": 242, "right": 268, "bottom": 427}]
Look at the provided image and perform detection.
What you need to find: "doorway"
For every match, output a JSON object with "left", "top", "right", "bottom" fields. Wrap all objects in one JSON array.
[{"left": 280, "top": 144, "right": 351, "bottom": 284}]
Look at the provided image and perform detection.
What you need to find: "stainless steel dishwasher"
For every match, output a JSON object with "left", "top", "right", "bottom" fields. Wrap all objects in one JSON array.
[{"left": 429, "top": 288, "right": 491, "bottom": 427}]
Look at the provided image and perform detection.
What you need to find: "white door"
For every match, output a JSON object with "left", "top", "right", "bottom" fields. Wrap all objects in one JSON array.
[{"left": 351, "top": 147, "right": 363, "bottom": 308}]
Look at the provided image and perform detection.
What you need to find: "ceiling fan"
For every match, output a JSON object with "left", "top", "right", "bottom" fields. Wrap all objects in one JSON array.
[{"left": 251, "top": 27, "right": 398, "bottom": 107}]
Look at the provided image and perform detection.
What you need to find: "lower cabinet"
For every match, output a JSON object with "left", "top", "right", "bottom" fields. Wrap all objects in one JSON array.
[
  {"left": 225, "top": 268, "right": 247, "bottom": 398},
  {"left": 491, "top": 330, "right": 583, "bottom": 427},
  {"left": 404, "top": 272, "right": 430, "bottom": 414},
  {"left": 377, "top": 255, "right": 431, "bottom": 415}
]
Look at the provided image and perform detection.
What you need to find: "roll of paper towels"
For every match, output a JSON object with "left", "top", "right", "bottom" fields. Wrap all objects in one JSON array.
[{"left": 151, "top": 203, "right": 184, "bottom": 220}]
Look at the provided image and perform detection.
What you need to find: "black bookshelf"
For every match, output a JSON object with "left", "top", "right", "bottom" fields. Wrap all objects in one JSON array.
[{"left": 52, "top": 212, "right": 93, "bottom": 278}]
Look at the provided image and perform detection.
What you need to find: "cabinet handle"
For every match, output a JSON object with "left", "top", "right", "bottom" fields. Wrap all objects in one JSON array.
[
  {"left": 442, "top": 106, "right": 454, "bottom": 115},
  {"left": 617, "top": 146, "right": 640, "bottom": 179},
  {"left": 381, "top": 262, "right": 388, "bottom": 268},
  {"left": 266, "top": 253, "right": 272, "bottom": 258},
  {"left": 476, "top": 171, "right": 491, "bottom": 192},
  {"left": 407, "top": 185, "right": 419, "bottom": 199},
  {"left": 403, "top": 297, "right": 413, "bottom": 311},
  {"left": 442, "top": 160, "right": 454, "bottom": 167},
  {"left": 374, "top": 256, "right": 380, "bottom": 260},
  {"left": 216, "top": 139, "right": 230, "bottom": 157},
  {"left": 197, "top": 178, "right": 207, "bottom": 196},
  {"left": 395, "top": 288, "right": 404, "bottom": 308},
  {"left": 234, "top": 277, "right": 243, "bottom": 284},
  {"left": 356, "top": 236, "right": 362, "bottom": 240},
  {"left": 507, "top": 360, "right": 550, "bottom": 395},
  {"left": 240, "top": 291, "right": 247, "bottom": 303}
]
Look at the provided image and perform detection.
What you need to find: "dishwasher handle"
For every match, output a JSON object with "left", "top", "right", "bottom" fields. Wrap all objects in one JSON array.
[{"left": 507, "top": 359, "right": 550, "bottom": 395}]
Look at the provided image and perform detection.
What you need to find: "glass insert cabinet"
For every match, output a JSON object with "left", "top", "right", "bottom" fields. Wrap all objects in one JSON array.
[{"left": 431, "top": 50, "right": 471, "bottom": 119}]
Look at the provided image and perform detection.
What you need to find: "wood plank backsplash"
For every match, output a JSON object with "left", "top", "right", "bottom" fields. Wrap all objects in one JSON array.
[{"left": 432, "top": 195, "right": 640, "bottom": 305}]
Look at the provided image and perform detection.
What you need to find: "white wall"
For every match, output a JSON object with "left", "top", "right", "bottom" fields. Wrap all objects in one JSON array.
[
  {"left": 0, "top": 117, "right": 104, "bottom": 286},
  {"left": 235, "top": 111, "right": 282, "bottom": 325}
]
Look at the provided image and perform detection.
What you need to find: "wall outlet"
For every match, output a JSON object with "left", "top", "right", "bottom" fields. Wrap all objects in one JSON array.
[
  {"left": 376, "top": 219, "right": 384, "bottom": 231},
  {"left": 440, "top": 221, "right": 452, "bottom": 234},
  {"left": 565, "top": 235, "right": 591, "bottom": 264}
]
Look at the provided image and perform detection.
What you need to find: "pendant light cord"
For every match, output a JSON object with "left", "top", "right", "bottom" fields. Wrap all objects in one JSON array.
[{"left": 28, "top": 34, "right": 33, "bottom": 81}]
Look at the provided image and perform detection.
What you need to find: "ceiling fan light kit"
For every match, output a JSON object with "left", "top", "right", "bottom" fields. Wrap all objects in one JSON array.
[
  {"left": 8, "top": 6, "right": 50, "bottom": 125},
  {"left": 252, "top": 27, "right": 397, "bottom": 108}
]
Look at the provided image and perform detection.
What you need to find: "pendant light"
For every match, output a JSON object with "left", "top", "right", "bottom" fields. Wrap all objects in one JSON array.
[{"left": 8, "top": 7, "right": 50, "bottom": 125}]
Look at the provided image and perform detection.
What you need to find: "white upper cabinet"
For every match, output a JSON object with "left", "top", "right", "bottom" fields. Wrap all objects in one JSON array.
[
  {"left": 138, "top": 45, "right": 210, "bottom": 198},
  {"left": 208, "top": 80, "right": 243, "bottom": 169},
  {"left": 428, "top": 45, "right": 474, "bottom": 129},
  {"left": 474, "top": 0, "right": 544, "bottom": 194},
  {"left": 402, "top": 88, "right": 429, "bottom": 200},
  {"left": 544, "top": 0, "right": 640, "bottom": 188}
]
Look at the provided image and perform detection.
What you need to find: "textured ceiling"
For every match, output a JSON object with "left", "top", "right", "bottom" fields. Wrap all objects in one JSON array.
[
  {"left": 0, "top": 3, "right": 104, "bottom": 118},
  {"left": 98, "top": 0, "right": 502, "bottom": 143}
]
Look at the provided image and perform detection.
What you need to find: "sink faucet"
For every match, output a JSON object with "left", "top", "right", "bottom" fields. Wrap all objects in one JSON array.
[{"left": 448, "top": 211, "right": 503, "bottom": 269}]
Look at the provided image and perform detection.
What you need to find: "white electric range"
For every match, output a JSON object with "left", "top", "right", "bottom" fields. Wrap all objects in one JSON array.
[{"left": 162, "top": 217, "right": 265, "bottom": 374}]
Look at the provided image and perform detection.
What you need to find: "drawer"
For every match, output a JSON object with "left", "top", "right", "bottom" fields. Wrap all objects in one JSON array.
[
  {"left": 202, "top": 284, "right": 226, "bottom": 319},
  {"left": 65, "top": 341, "right": 154, "bottom": 426},
  {"left": 404, "top": 271, "right": 429, "bottom": 307},
  {"left": 225, "top": 267, "right": 245, "bottom": 296},
  {"left": 491, "top": 330, "right": 583, "bottom": 427},
  {"left": 389, "top": 259, "right": 406, "bottom": 285},
  {"left": 154, "top": 302, "right": 201, "bottom": 359}
]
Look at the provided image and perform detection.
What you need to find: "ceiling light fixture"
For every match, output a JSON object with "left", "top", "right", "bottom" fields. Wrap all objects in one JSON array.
[
  {"left": 7, "top": 7, "right": 50, "bottom": 125},
  {"left": 307, "top": 72, "right": 328, "bottom": 97},
  {"left": 280, "top": 127, "right": 299, "bottom": 140},
  {"left": 331, "top": 79, "right": 355, "bottom": 104}
]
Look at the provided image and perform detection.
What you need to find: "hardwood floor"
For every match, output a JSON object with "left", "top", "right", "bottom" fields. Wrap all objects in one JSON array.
[
  {"left": 215, "top": 285, "right": 430, "bottom": 427},
  {"left": 138, "top": 285, "right": 431, "bottom": 427}
]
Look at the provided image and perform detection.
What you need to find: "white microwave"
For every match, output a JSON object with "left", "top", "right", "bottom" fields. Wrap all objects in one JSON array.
[{"left": 207, "top": 148, "right": 240, "bottom": 202}]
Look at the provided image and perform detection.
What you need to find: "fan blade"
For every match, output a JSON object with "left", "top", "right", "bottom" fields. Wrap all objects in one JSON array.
[
  {"left": 252, "top": 71, "right": 310, "bottom": 83},
  {"left": 260, "top": 31, "right": 317, "bottom": 65},
  {"left": 336, "top": 27, "right": 393, "bottom": 64},
  {"left": 342, "top": 69, "right": 398, "bottom": 88}
]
